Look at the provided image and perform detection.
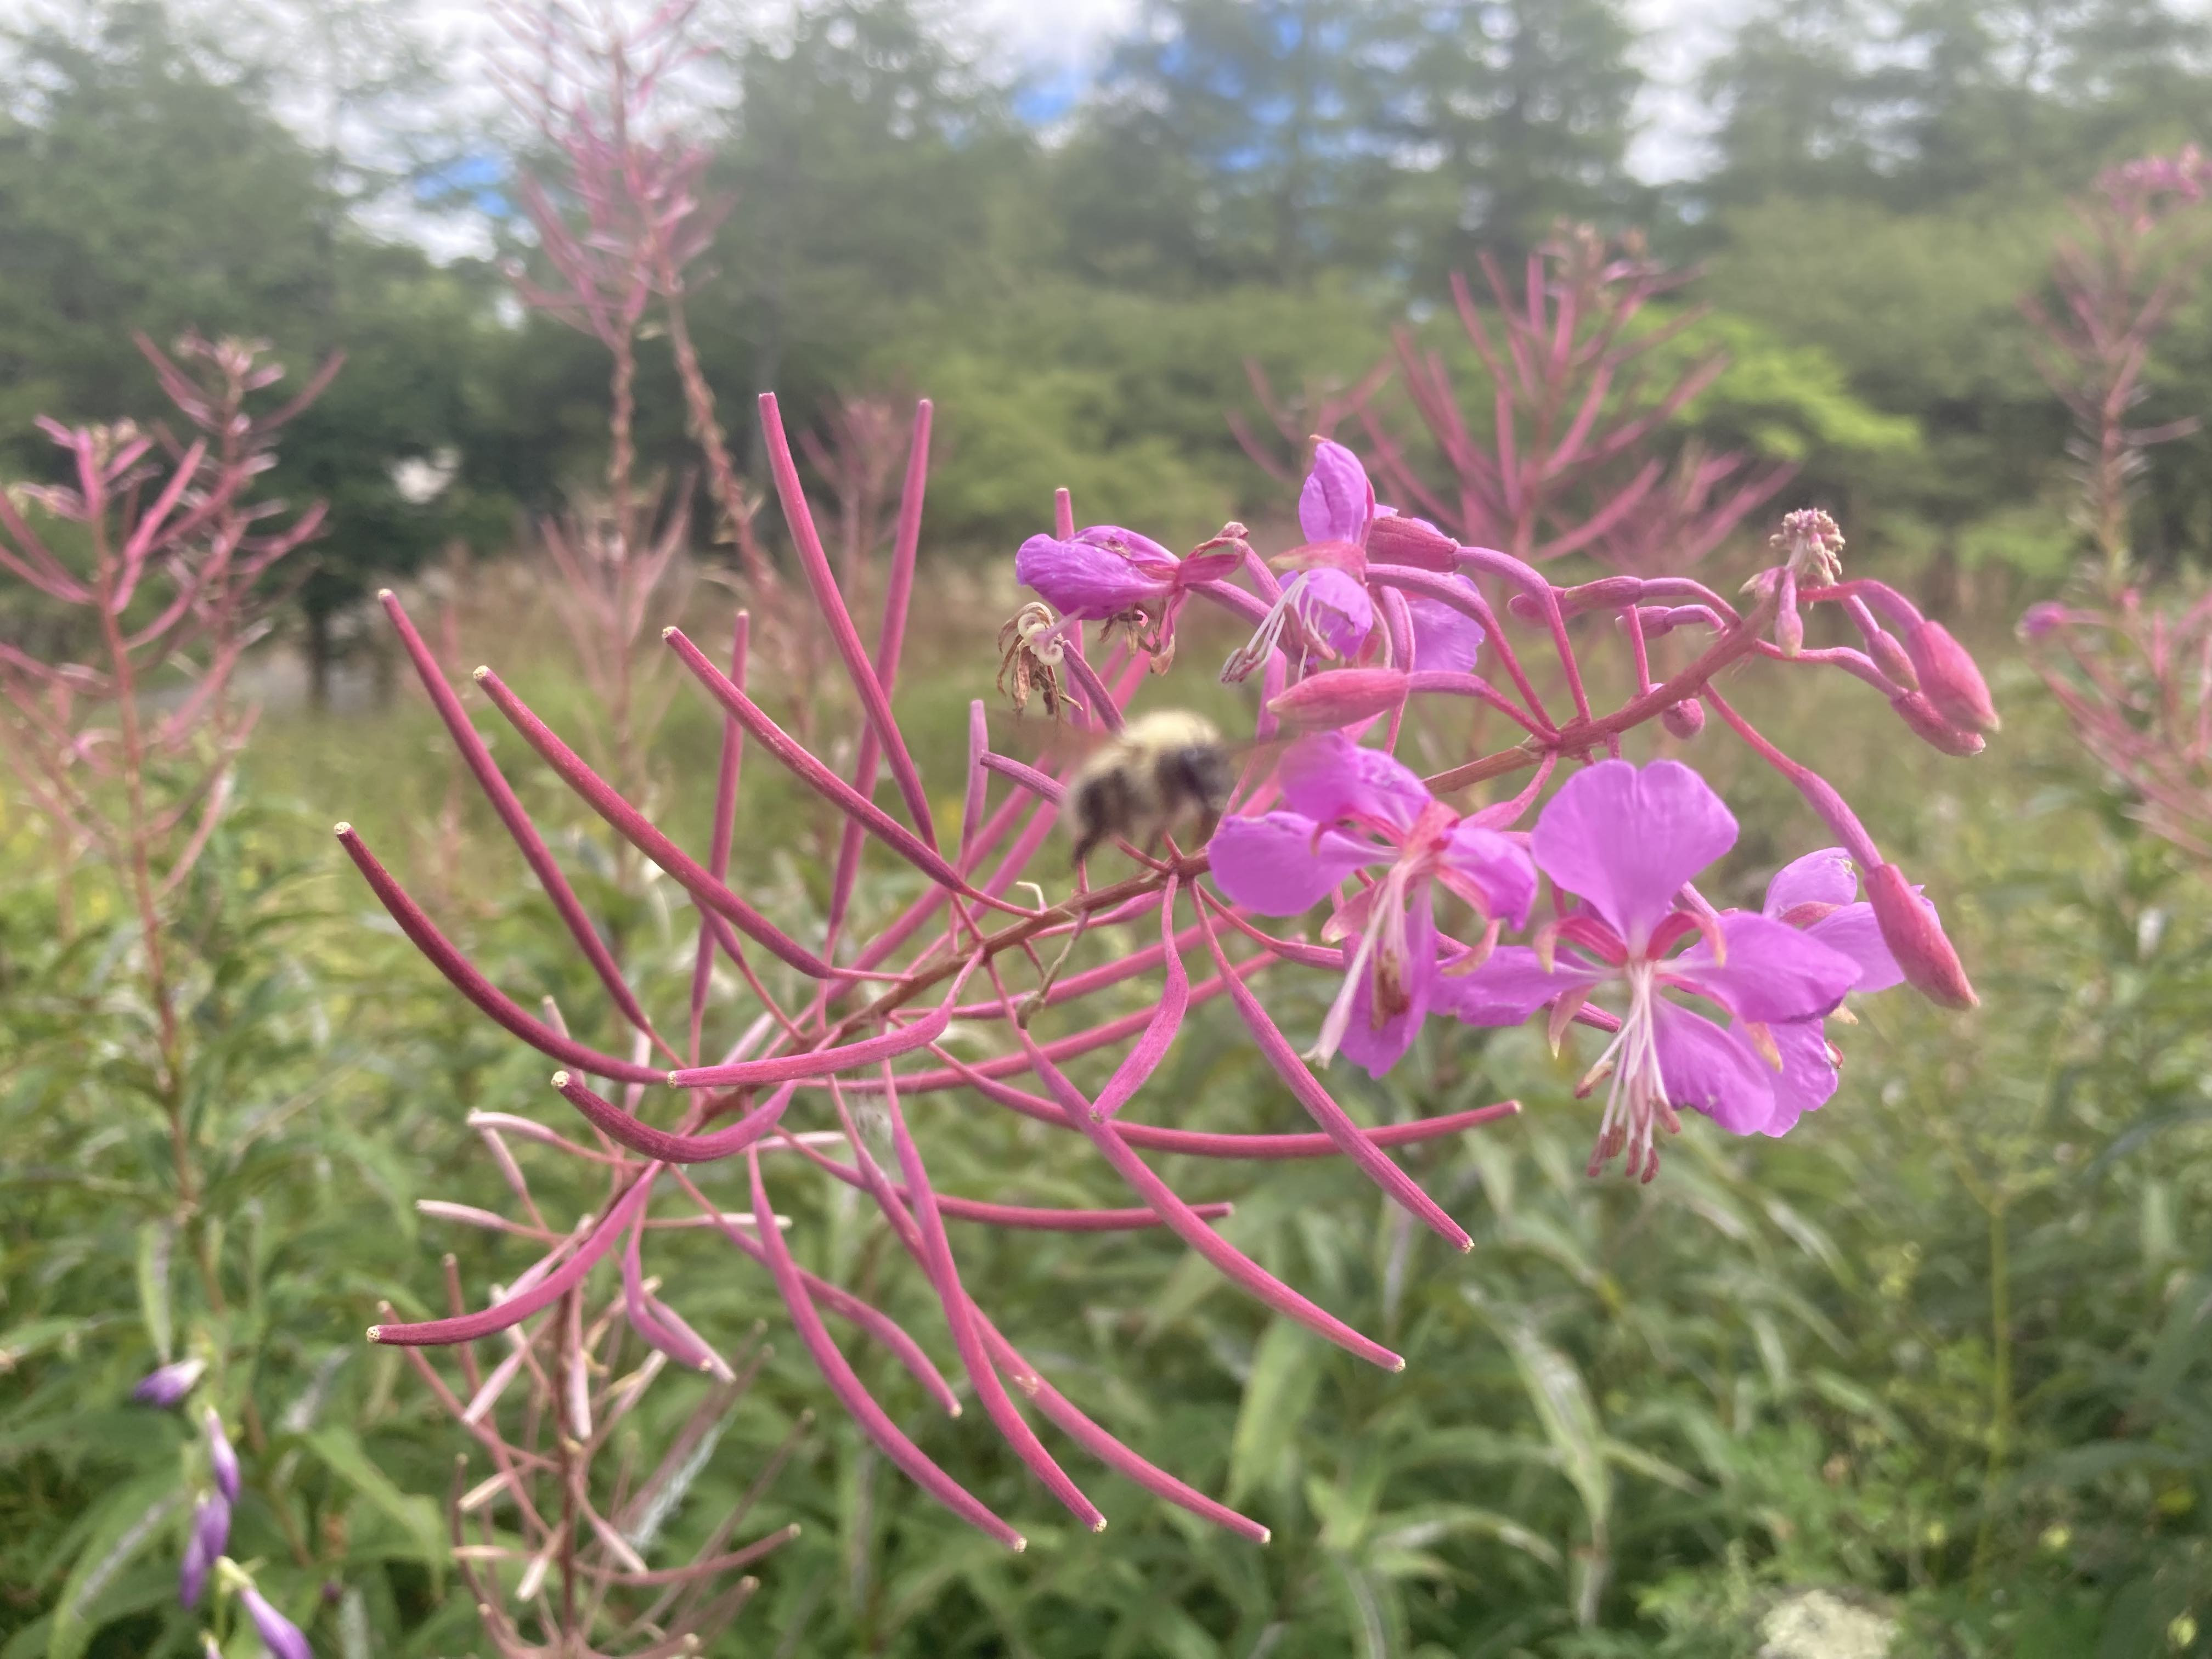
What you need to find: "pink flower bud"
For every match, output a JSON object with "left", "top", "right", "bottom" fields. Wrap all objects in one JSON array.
[
  {"left": 1869, "top": 629, "right": 1918, "bottom": 690},
  {"left": 1866, "top": 862, "right": 1977, "bottom": 1009},
  {"left": 1889, "top": 691, "right": 1986, "bottom": 757},
  {"left": 1365, "top": 512, "right": 1459, "bottom": 571},
  {"left": 1661, "top": 696, "right": 1705, "bottom": 740},
  {"left": 1906, "top": 620, "right": 1998, "bottom": 733},
  {"left": 1267, "top": 667, "right": 1409, "bottom": 733}
]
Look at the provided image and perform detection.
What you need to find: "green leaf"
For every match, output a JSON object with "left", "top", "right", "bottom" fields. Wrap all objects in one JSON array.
[
  {"left": 45, "top": 1474, "right": 181, "bottom": 1659},
  {"left": 1227, "top": 1318, "right": 1324, "bottom": 1504},
  {"left": 306, "top": 1427, "right": 445, "bottom": 1576},
  {"left": 136, "top": 1221, "right": 173, "bottom": 1363}
]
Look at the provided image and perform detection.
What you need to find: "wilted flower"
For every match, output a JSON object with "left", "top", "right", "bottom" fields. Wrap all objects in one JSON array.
[
  {"left": 1210, "top": 732, "right": 1536, "bottom": 1075},
  {"left": 1015, "top": 523, "right": 1242, "bottom": 668},
  {"left": 1444, "top": 761, "right": 1860, "bottom": 1178},
  {"left": 131, "top": 1357, "right": 206, "bottom": 1408}
]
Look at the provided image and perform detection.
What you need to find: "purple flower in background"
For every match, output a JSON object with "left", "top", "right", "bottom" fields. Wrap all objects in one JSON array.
[
  {"left": 178, "top": 1493, "right": 228, "bottom": 1607},
  {"left": 204, "top": 1407, "right": 239, "bottom": 1503},
  {"left": 1210, "top": 732, "right": 1535, "bottom": 1076},
  {"left": 1442, "top": 761, "right": 1859, "bottom": 1178},
  {"left": 241, "top": 1583, "right": 312, "bottom": 1659},
  {"left": 131, "top": 1356, "right": 205, "bottom": 1408}
]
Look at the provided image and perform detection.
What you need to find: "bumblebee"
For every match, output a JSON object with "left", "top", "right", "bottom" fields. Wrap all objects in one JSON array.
[{"left": 1064, "top": 710, "right": 1235, "bottom": 865}]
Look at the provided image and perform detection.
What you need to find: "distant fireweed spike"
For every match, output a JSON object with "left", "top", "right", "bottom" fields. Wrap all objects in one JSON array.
[
  {"left": 240, "top": 1582, "right": 312, "bottom": 1659},
  {"left": 1889, "top": 690, "right": 1987, "bottom": 757},
  {"left": 1865, "top": 862, "right": 1978, "bottom": 1009},
  {"left": 1209, "top": 732, "right": 1536, "bottom": 1077},
  {"left": 203, "top": 1407, "right": 239, "bottom": 1503},
  {"left": 178, "top": 1493, "right": 228, "bottom": 1608},
  {"left": 1441, "top": 761, "right": 1860, "bottom": 1178},
  {"left": 1660, "top": 696, "right": 1705, "bottom": 741},
  {"left": 1266, "top": 667, "right": 1409, "bottom": 733},
  {"left": 131, "top": 1356, "right": 205, "bottom": 1408},
  {"left": 1904, "top": 619, "right": 1999, "bottom": 734}
]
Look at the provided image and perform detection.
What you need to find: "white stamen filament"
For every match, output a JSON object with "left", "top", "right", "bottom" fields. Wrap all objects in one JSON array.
[{"left": 1584, "top": 960, "right": 1676, "bottom": 1182}]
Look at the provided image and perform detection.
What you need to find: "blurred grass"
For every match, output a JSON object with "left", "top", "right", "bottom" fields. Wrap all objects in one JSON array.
[{"left": 5, "top": 568, "right": 2211, "bottom": 1657}]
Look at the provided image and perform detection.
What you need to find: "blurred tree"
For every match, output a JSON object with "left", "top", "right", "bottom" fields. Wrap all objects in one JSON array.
[{"left": 1372, "top": 0, "right": 1647, "bottom": 279}]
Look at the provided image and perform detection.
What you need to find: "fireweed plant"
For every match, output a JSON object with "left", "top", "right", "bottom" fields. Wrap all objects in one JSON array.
[
  {"left": 2022, "top": 147, "right": 2212, "bottom": 864},
  {"left": 345, "top": 391, "right": 1994, "bottom": 1561},
  {"left": 0, "top": 334, "right": 341, "bottom": 1652}
]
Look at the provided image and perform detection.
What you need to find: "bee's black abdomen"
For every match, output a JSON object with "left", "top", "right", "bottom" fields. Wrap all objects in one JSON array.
[
  {"left": 1159, "top": 746, "right": 1234, "bottom": 819},
  {"left": 1070, "top": 766, "right": 1136, "bottom": 864}
]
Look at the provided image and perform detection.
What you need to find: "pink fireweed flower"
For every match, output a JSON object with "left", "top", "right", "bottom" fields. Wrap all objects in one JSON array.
[
  {"left": 1015, "top": 523, "right": 1242, "bottom": 665},
  {"left": 1223, "top": 439, "right": 1485, "bottom": 681},
  {"left": 1442, "top": 761, "right": 1860, "bottom": 1179},
  {"left": 1209, "top": 732, "right": 1536, "bottom": 1076}
]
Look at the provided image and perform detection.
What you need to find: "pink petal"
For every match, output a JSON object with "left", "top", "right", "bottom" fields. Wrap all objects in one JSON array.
[
  {"left": 1207, "top": 812, "right": 1377, "bottom": 914},
  {"left": 1014, "top": 531, "right": 1172, "bottom": 618},
  {"left": 1406, "top": 576, "right": 1486, "bottom": 674},
  {"left": 1531, "top": 760, "right": 1735, "bottom": 949},
  {"left": 1278, "top": 731, "right": 1430, "bottom": 834},
  {"left": 1749, "top": 1017, "right": 1839, "bottom": 1137},
  {"left": 1336, "top": 891, "right": 1436, "bottom": 1079},
  {"left": 1441, "top": 823, "right": 1537, "bottom": 929},
  {"left": 1653, "top": 1003, "right": 1776, "bottom": 1135},
  {"left": 1437, "top": 945, "right": 1604, "bottom": 1026},
  {"left": 1299, "top": 439, "right": 1373, "bottom": 545},
  {"left": 1804, "top": 902, "right": 1905, "bottom": 993},
  {"left": 1295, "top": 568, "right": 1373, "bottom": 659},
  {"left": 1667, "top": 913, "right": 1860, "bottom": 1024},
  {"left": 1764, "top": 848, "right": 1859, "bottom": 915}
]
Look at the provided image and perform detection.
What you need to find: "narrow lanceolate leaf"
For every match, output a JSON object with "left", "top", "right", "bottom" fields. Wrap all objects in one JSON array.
[
  {"left": 1228, "top": 1319, "right": 1327, "bottom": 1504},
  {"left": 134, "top": 1221, "right": 172, "bottom": 1362}
]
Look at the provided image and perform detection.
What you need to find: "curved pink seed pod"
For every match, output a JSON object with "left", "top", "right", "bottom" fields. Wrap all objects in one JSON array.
[
  {"left": 928, "top": 1045, "right": 1520, "bottom": 1159},
  {"left": 620, "top": 1217, "right": 727, "bottom": 1376},
  {"left": 669, "top": 1169, "right": 961, "bottom": 1415},
  {"left": 369, "top": 1172, "right": 654, "bottom": 1347},
  {"left": 951, "top": 924, "right": 1207, "bottom": 1019},
  {"left": 1009, "top": 1026, "right": 1404, "bottom": 1370},
  {"left": 970, "top": 1307, "right": 1268, "bottom": 1542},
  {"left": 381, "top": 590, "right": 666, "bottom": 1054},
  {"left": 775, "top": 1132, "right": 1234, "bottom": 1231},
  {"left": 883, "top": 949, "right": 1274, "bottom": 1096},
  {"left": 664, "top": 627, "right": 970, "bottom": 895},
  {"left": 336, "top": 827, "right": 664, "bottom": 1083},
  {"left": 471, "top": 667, "right": 840, "bottom": 980},
  {"left": 670, "top": 968, "right": 971, "bottom": 1089},
  {"left": 1090, "top": 879, "right": 1189, "bottom": 1121},
  {"left": 1192, "top": 898, "right": 1471, "bottom": 1250},
  {"left": 554, "top": 1072, "right": 791, "bottom": 1164},
  {"left": 758, "top": 393, "right": 938, "bottom": 847},
  {"left": 980, "top": 752, "right": 1064, "bottom": 804},
  {"left": 690, "top": 610, "right": 749, "bottom": 1062},
  {"left": 1364, "top": 512, "right": 1458, "bottom": 570},
  {"left": 960, "top": 700, "right": 991, "bottom": 860},
  {"left": 879, "top": 1080, "right": 1105, "bottom": 1531},
  {"left": 744, "top": 1149, "right": 1022, "bottom": 1548},
  {"left": 827, "top": 402, "right": 934, "bottom": 946}
]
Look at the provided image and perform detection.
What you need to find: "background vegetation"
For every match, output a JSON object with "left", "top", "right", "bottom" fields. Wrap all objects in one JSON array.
[{"left": 3, "top": 0, "right": 2211, "bottom": 1654}]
